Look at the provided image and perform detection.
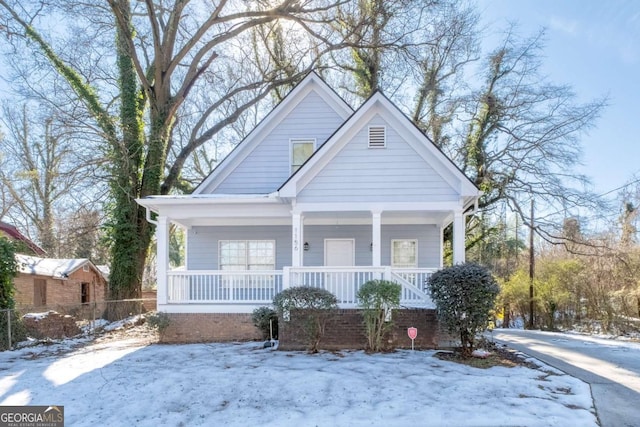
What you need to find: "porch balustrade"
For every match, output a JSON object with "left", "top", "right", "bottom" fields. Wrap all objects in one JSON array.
[{"left": 166, "top": 267, "right": 436, "bottom": 308}]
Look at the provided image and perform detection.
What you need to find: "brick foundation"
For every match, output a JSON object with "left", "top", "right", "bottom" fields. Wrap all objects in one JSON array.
[
  {"left": 278, "top": 308, "right": 442, "bottom": 351},
  {"left": 160, "top": 313, "right": 262, "bottom": 343},
  {"left": 157, "top": 309, "right": 452, "bottom": 350}
]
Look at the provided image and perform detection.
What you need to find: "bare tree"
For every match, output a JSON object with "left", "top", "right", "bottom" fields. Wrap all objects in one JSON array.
[
  {"left": 0, "top": 129, "right": 16, "bottom": 220},
  {"left": 0, "top": 103, "right": 105, "bottom": 256},
  {"left": 0, "top": 0, "right": 351, "bottom": 299},
  {"left": 326, "top": 2, "right": 606, "bottom": 254},
  {"left": 410, "top": 1, "right": 479, "bottom": 149}
]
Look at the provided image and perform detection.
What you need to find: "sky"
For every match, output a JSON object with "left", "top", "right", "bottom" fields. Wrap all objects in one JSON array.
[
  {"left": 477, "top": 0, "right": 640, "bottom": 199},
  {"left": 0, "top": 317, "right": 600, "bottom": 427}
]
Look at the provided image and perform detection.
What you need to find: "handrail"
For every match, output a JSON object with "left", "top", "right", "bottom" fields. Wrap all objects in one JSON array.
[{"left": 390, "top": 271, "right": 432, "bottom": 301}]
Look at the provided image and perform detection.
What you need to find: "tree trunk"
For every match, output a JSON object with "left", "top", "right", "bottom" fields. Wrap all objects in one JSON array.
[
  {"left": 503, "top": 304, "right": 510, "bottom": 328},
  {"left": 106, "top": 2, "right": 148, "bottom": 318}
]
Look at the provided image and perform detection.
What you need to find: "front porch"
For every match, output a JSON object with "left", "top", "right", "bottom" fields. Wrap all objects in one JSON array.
[
  {"left": 139, "top": 195, "right": 476, "bottom": 315},
  {"left": 161, "top": 266, "right": 436, "bottom": 312}
]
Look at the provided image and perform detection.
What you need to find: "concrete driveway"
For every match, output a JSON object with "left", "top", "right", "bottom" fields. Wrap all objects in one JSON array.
[{"left": 492, "top": 329, "right": 640, "bottom": 427}]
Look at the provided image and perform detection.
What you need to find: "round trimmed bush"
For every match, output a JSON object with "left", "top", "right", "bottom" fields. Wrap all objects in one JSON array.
[{"left": 429, "top": 263, "right": 499, "bottom": 357}]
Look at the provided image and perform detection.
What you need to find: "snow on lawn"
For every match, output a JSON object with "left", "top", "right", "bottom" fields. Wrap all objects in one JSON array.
[{"left": 0, "top": 334, "right": 598, "bottom": 427}]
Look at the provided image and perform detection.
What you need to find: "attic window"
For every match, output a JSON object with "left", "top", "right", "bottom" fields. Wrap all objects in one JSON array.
[
  {"left": 83, "top": 265, "right": 89, "bottom": 272},
  {"left": 368, "top": 126, "right": 386, "bottom": 148},
  {"left": 291, "top": 139, "right": 316, "bottom": 174}
]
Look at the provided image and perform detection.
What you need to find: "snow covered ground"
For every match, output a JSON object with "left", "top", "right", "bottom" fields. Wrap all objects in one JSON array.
[{"left": 0, "top": 324, "right": 598, "bottom": 427}]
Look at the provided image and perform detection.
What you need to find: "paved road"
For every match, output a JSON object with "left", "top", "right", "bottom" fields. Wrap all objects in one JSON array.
[{"left": 492, "top": 329, "right": 640, "bottom": 427}]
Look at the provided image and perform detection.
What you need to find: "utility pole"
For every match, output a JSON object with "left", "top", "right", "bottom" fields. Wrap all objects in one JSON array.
[
  {"left": 514, "top": 215, "right": 519, "bottom": 268},
  {"left": 528, "top": 199, "right": 535, "bottom": 329}
]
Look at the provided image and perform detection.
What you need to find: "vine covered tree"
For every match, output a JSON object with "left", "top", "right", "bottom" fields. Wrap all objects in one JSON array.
[
  {"left": 0, "top": 0, "right": 349, "bottom": 300},
  {"left": 0, "top": 237, "right": 18, "bottom": 309}
]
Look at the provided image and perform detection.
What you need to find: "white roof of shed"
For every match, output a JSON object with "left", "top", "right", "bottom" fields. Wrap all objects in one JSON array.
[{"left": 16, "top": 254, "right": 103, "bottom": 280}]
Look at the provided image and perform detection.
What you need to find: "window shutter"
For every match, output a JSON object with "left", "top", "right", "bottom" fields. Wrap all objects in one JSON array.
[{"left": 368, "top": 126, "right": 386, "bottom": 148}]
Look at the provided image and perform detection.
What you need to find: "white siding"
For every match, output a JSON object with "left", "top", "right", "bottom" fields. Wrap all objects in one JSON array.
[
  {"left": 214, "top": 90, "right": 344, "bottom": 194},
  {"left": 297, "top": 114, "right": 459, "bottom": 203}
]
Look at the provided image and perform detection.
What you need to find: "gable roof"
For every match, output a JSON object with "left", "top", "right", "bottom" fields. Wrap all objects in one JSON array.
[
  {"left": 16, "top": 254, "right": 106, "bottom": 281},
  {"left": 193, "top": 71, "right": 353, "bottom": 195},
  {"left": 0, "top": 222, "right": 46, "bottom": 255},
  {"left": 278, "top": 90, "right": 480, "bottom": 200}
]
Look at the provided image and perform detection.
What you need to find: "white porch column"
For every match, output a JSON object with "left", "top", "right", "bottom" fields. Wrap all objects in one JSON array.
[
  {"left": 371, "top": 211, "right": 382, "bottom": 267},
  {"left": 439, "top": 226, "right": 445, "bottom": 269},
  {"left": 452, "top": 210, "right": 465, "bottom": 264},
  {"left": 156, "top": 215, "right": 169, "bottom": 305},
  {"left": 291, "top": 212, "right": 303, "bottom": 267}
]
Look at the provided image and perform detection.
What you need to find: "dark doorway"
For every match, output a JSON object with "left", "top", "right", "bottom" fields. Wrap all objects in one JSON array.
[{"left": 81, "top": 283, "right": 90, "bottom": 304}]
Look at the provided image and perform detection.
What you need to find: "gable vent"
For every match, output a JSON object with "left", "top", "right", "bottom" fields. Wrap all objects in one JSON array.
[{"left": 368, "top": 126, "right": 386, "bottom": 148}]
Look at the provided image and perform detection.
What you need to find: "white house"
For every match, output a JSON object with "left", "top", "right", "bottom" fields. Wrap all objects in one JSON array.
[{"left": 137, "top": 72, "right": 480, "bottom": 343}]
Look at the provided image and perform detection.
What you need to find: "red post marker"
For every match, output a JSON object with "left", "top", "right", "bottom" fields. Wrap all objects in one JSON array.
[
  {"left": 407, "top": 327, "right": 417, "bottom": 340},
  {"left": 408, "top": 327, "right": 417, "bottom": 350}
]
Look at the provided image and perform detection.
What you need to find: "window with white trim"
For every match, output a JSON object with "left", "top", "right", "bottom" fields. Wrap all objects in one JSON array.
[
  {"left": 291, "top": 139, "right": 315, "bottom": 174},
  {"left": 219, "top": 240, "right": 276, "bottom": 271},
  {"left": 368, "top": 126, "right": 386, "bottom": 148},
  {"left": 391, "top": 239, "right": 417, "bottom": 268}
]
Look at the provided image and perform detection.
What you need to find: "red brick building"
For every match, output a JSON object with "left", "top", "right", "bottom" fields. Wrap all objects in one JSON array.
[{"left": 14, "top": 254, "right": 108, "bottom": 311}]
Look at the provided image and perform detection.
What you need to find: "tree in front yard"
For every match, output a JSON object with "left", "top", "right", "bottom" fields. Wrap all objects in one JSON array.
[{"left": 429, "top": 263, "right": 499, "bottom": 357}]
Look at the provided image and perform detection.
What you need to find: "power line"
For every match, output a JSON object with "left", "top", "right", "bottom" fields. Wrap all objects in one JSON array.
[
  {"left": 596, "top": 178, "right": 640, "bottom": 198},
  {"left": 520, "top": 178, "right": 640, "bottom": 224}
]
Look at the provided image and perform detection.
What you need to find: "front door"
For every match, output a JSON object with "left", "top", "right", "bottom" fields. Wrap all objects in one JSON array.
[
  {"left": 34, "top": 279, "right": 47, "bottom": 306},
  {"left": 325, "top": 239, "right": 355, "bottom": 267},
  {"left": 324, "top": 239, "right": 355, "bottom": 303}
]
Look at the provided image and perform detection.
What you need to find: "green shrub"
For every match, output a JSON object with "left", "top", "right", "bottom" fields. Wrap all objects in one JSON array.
[
  {"left": 146, "top": 311, "right": 171, "bottom": 338},
  {"left": 273, "top": 286, "right": 337, "bottom": 353},
  {"left": 0, "top": 237, "right": 18, "bottom": 309},
  {"left": 357, "top": 280, "right": 401, "bottom": 352},
  {"left": 429, "top": 263, "right": 499, "bottom": 357},
  {"left": 252, "top": 306, "right": 278, "bottom": 340}
]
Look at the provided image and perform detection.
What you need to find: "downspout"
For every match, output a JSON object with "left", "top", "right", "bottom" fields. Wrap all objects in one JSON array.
[
  {"left": 145, "top": 206, "right": 158, "bottom": 226},
  {"left": 464, "top": 197, "right": 480, "bottom": 219}
]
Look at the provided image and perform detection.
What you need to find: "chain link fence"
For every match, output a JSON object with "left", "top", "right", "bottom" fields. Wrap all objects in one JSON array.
[{"left": 0, "top": 298, "right": 157, "bottom": 351}]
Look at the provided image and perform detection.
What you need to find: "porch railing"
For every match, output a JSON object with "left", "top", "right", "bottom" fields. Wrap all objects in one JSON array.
[
  {"left": 166, "top": 267, "right": 436, "bottom": 307},
  {"left": 167, "top": 270, "right": 283, "bottom": 304},
  {"left": 285, "top": 267, "right": 435, "bottom": 307}
]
